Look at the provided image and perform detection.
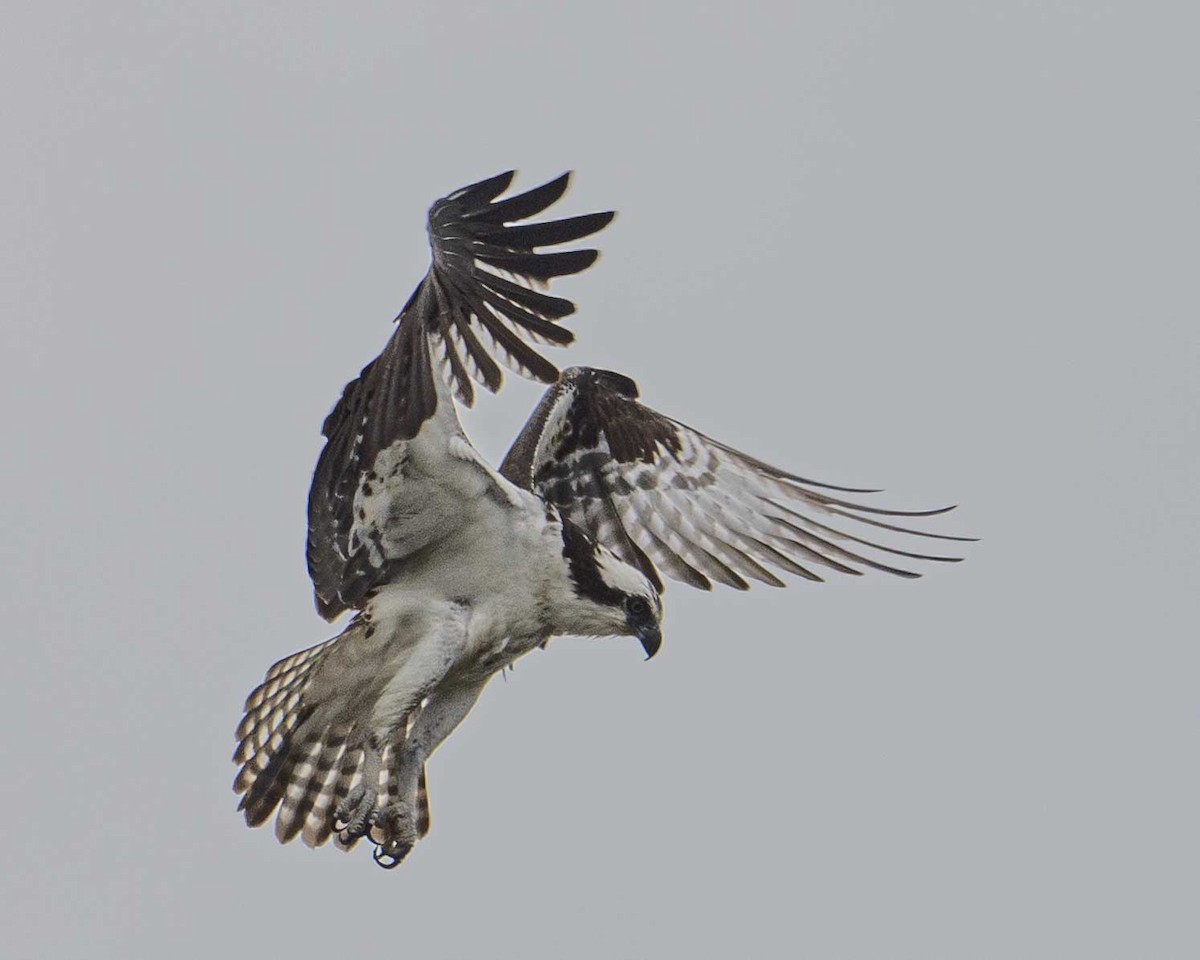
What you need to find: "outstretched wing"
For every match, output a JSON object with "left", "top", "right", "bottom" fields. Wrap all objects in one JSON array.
[
  {"left": 500, "top": 367, "right": 973, "bottom": 592},
  {"left": 307, "top": 173, "right": 614, "bottom": 619}
]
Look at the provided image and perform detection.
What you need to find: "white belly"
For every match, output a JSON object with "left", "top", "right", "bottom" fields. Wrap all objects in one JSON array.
[{"left": 365, "top": 491, "right": 557, "bottom": 684}]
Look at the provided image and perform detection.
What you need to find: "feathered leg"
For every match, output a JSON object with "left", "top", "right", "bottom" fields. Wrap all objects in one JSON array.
[
  {"left": 333, "top": 734, "right": 385, "bottom": 842},
  {"left": 370, "top": 679, "right": 487, "bottom": 868},
  {"left": 331, "top": 604, "right": 471, "bottom": 850}
]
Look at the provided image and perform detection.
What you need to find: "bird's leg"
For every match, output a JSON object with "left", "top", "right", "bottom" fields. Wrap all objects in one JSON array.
[
  {"left": 335, "top": 734, "right": 385, "bottom": 843},
  {"left": 331, "top": 604, "right": 471, "bottom": 864},
  {"left": 371, "top": 680, "right": 487, "bottom": 868}
]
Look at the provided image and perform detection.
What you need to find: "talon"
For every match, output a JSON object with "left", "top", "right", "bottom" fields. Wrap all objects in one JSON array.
[
  {"left": 368, "top": 802, "right": 417, "bottom": 868},
  {"left": 373, "top": 841, "right": 411, "bottom": 869}
]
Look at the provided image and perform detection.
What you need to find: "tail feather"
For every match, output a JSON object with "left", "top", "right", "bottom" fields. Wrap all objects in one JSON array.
[
  {"left": 236, "top": 700, "right": 317, "bottom": 827},
  {"left": 416, "top": 766, "right": 431, "bottom": 839},
  {"left": 275, "top": 736, "right": 324, "bottom": 843},
  {"left": 234, "top": 634, "right": 349, "bottom": 842},
  {"left": 299, "top": 727, "right": 352, "bottom": 847},
  {"left": 234, "top": 626, "right": 436, "bottom": 858}
]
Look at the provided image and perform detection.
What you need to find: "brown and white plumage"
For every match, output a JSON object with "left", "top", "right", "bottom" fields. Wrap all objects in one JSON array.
[
  {"left": 234, "top": 172, "right": 971, "bottom": 872},
  {"left": 236, "top": 172, "right": 662, "bottom": 868}
]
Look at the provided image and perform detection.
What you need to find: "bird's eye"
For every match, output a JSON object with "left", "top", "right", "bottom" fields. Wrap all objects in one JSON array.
[{"left": 626, "top": 596, "right": 650, "bottom": 618}]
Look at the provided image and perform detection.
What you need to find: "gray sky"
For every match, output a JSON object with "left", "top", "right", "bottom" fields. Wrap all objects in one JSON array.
[{"left": 3, "top": 3, "right": 1197, "bottom": 958}]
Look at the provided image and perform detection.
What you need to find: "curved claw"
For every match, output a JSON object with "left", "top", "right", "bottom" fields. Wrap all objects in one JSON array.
[
  {"left": 372, "top": 840, "right": 412, "bottom": 869},
  {"left": 368, "top": 802, "right": 417, "bottom": 869}
]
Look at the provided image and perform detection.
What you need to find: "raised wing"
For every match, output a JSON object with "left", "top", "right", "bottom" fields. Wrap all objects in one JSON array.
[
  {"left": 501, "top": 367, "right": 973, "bottom": 592},
  {"left": 308, "top": 172, "right": 612, "bottom": 619}
]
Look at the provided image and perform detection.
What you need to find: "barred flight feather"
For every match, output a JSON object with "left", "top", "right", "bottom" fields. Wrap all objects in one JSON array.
[
  {"left": 500, "top": 367, "right": 975, "bottom": 593},
  {"left": 308, "top": 172, "right": 613, "bottom": 621}
]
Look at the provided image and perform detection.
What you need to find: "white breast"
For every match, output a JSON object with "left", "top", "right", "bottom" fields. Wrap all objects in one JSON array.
[{"left": 366, "top": 486, "right": 561, "bottom": 681}]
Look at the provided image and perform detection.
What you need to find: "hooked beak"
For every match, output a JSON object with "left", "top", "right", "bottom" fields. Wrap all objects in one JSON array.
[{"left": 635, "top": 622, "right": 662, "bottom": 660}]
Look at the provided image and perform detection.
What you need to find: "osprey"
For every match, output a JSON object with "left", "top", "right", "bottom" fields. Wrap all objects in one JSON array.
[{"left": 233, "top": 171, "right": 970, "bottom": 868}]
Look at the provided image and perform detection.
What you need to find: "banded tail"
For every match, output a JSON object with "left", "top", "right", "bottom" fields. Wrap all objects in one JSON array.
[{"left": 233, "top": 629, "right": 431, "bottom": 852}]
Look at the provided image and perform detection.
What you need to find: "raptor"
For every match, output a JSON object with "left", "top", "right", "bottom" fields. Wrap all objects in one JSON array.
[{"left": 233, "top": 171, "right": 971, "bottom": 868}]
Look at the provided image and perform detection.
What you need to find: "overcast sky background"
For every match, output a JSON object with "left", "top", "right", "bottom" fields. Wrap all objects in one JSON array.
[{"left": 3, "top": 3, "right": 1197, "bottom": 958}]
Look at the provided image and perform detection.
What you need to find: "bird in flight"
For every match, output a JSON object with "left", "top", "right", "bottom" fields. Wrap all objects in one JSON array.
[{"left": 233, "top": 171, "right": 971, "bottom": 868}]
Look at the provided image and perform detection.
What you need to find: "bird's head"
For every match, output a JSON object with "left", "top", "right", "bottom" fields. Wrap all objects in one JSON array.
[{"left": 558, "top": 520, "right": 664, "bottom": 658}]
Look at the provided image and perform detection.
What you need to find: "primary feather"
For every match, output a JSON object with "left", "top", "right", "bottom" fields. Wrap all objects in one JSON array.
[
  {"left": 307, "top": 172, "right": 614, "bottom": 620},
  {"left": 501, "top": 367, "right": 972, "bottom": 592}
]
